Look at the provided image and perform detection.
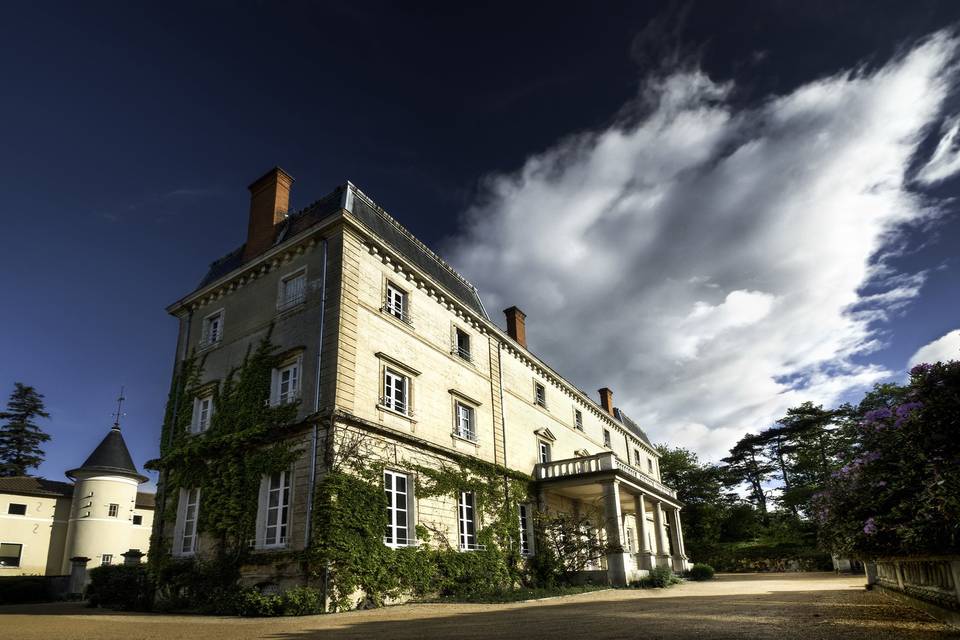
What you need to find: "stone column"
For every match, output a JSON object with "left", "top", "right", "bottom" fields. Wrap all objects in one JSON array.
[
  {"left": 668, "top": 508, "right": 687, "bottom": 572},
  {"left": 68, "top": 556, "right": 90, "bottom": 596},
  {"left": 634, "top": 494, "right": 655, "bottom": 571},
  {"left": 122, "top": 549, "right": 145, "bottom": 566},
  {"left": 652, "top": 500, "right": 671, "bottom": 568},
  {"left": 602, "top": 480, "right": 629, "bottom": 586}
]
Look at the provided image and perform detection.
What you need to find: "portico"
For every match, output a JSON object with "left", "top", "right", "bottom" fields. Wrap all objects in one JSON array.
[{"left": 535, "top": 451, "right": 689, "bottom": 586}]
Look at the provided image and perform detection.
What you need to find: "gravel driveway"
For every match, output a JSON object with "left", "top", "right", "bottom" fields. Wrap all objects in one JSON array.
[{"left": 2, "top": 572, "right": 956, "bottom": 640}]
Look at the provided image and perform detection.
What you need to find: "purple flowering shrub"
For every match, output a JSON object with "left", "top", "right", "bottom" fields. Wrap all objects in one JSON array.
[{"left": 813, "top": 360, "right": 960, "bottom": 557}]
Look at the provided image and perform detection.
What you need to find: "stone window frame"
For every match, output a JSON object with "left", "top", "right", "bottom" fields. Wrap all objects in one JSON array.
[
  {"left": 276, "top": 266, "right": 308, "bottom": 314},
  {"left": 255, "top": 467, "right": 293, "bottom": 550},
  {"left": 270, "top": 350, "right": 305, "bottom": 407},
  {"left": 533, "top": 380, "right": 547, "bottom": 408},
  {"left": 383, "top": 468, "right": 417, "bottom": 548},
  {"left": 199, "top": 308, "right": 225, "bottom": 350},
  {"left": 382, "top": 277, "right": 413, "bottom": 326},
  {"left": 376, "top": 353, "right": 421, "bottom": 420},
  {"left": 172, "top": 487, "right": 201, "bottom": 558}
]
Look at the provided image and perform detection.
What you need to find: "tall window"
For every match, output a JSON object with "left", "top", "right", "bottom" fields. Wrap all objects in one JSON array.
[
  {"left": 273, "top": 358, "right": 301, "bottom": 405},
  {"left": 634, "top": 449, "right": 642, "bottom": 466},
  {"left": 455, "top": 402, "right": 475, "bottom": 441},
  {"left": 192, "top": 395, "right": 213, "bottom": 433},
  {"left": 603, "top": 429, "right": 611, "bottom": 448},
  {"left": 518, "top": 504, "right": 532, "bottom": 556},
  {"left": 648, "top": 458, "right": 654, "bottom": 474},
  {"left": 384, "top": 470, "right": 412, "bottom": 547},
  {"left": 108, "top": 503, "right": 119, "bottom": 518},
  {"left": 534, "top": 382, "right": 546, "bottom": 407},
  {"left": 0, "top": 543, "right": 22, "bottom": 567},
  {"left": 458, "top": 491, "right": 477, "bottom": 551},
  {"left": 383, "top": 368, "right": 408, "bottom": 414},
  {"left": 385, "top": 282, "right": 408, "bottom": 322},
  {"left": 201, "top": 310, "right": 223, "bottom": 347},
  {"left": 177, "top": 488, "right": 200, "bottom": 556},
  {"left": 262, "top": 470, "right": 290, "bottom": 548},
  {"left": 455, "top": 328, "right": 471, "bottom": 360},
  {"left": 101, "top": 554, "right": 113, "bottom": 566},
  {"left": 278, "top": 269, "right": 307, "bottom": 311},
  {"left": 625, "top": 527, "right": 636, "bottom": 553},
  {"left": 574, "top": 409, "right": 583, "bottom": 431},
  {"left": 538, "top": 440, "right": 551, "bottom": 464}
]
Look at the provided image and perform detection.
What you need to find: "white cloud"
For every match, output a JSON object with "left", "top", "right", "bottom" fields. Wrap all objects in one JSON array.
[
  {"left": 909, "top": 329, "right": 960, "bottom": 367},
  {"left": 916, "top": 115, "right": 960, "bottom": 185},
  {"left": 449, "top": 31, "right": 957, "bottom": 461}
]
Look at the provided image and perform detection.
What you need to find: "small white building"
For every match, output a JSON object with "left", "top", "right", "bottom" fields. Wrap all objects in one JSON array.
[{"left": 0, "top": 425, "right": 154, "bottom": 576}]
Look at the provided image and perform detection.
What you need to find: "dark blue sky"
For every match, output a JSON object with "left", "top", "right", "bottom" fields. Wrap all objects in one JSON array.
[{"left": 2, "top": 1, "right": 958, "bottom": 483}]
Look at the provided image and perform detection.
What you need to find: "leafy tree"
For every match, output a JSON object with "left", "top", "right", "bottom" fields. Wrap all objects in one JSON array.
[
  {"left": 0, "top": 383, "right": 51, "bottom": 477},
  {"left": 656, "top": 446, "right": 729, "bottom": 554},
  {"left": 814, "top": 361, "right": 960, "bottom": 556},
  {"left": 721, "top": 434, "right": 776, "bottom": 522}
]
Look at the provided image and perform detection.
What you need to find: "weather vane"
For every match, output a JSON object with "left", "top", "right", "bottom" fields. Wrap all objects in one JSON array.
[{"left": 112, "top": 386, "right": 126, "bottom": 430}]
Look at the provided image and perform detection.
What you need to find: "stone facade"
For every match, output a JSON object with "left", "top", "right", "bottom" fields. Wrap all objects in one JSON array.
[{"left": 157, "top": 171, "right": 688, "bottom": 588}]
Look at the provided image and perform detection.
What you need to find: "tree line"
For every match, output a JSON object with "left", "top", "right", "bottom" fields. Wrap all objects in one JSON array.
[{"left": 657, "top": 359, "right": 959, "bottom": 568}]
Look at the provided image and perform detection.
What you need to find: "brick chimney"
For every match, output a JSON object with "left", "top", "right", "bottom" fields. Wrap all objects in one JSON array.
[
  {"left": 243, "top": 167, "right": 294, "bottom": 261},
  {"left": 599, "top": 387, "right": 614, "bottom": 414},
  {"left": 503, "top": 306, "right": 527, "bottom": 348}
]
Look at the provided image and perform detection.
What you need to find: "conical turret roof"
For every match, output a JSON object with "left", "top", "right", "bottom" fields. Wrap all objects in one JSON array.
[{"left": 66, "top": 425, "right": 147, "bottom": 483}]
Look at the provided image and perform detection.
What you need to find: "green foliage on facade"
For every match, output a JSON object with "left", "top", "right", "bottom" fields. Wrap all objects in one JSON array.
[
  {"left": 688, "top": 563, "right": 715, "bottom": 581},
  {"left": 147, "top": 333, "right": 303, "bottom": 601},
  {"left": 0, "top": 382, "right": 51, "bottom": 476},
  {"left": 308, "top": 453, "right": 536, "bottom": 611}
]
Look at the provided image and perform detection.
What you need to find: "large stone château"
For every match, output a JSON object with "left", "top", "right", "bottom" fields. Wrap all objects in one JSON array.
[{"left": 156, "top": 168, "right": 688, "bottom": 590}]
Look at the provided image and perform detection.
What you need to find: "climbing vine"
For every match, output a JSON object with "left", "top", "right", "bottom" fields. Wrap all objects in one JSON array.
[{"left": 147, "top": 331, "right": 302, "bottom": 601}]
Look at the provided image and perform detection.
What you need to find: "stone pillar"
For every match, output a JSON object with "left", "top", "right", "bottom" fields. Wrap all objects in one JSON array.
[
  {"left": 122, "top": 549, "right": 145, "bottom": 566},
  {"left": 68, "top": 556, "right": 90, "bottom": 596},
  {"left": 865, "top": 561, "right": 878, "bottom": 586},
  {"left": 634, "top": 494, "right": 655, "bottom": 571},
  {"left": 674, "top": 508, "right": 688, "bottom": 558},
  {"left": 652, "top": 500, "right": 671, "bottom": 568},
  {"left": 602, "top": 480, "right": 629, "bottom": 586},
  {"left": 668, "top": 508, "right": 687, "bottom": 572}
]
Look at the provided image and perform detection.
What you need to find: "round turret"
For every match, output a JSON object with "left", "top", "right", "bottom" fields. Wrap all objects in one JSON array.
[{"left": 61, "top": 425, "right": 147, "bottom": 573}]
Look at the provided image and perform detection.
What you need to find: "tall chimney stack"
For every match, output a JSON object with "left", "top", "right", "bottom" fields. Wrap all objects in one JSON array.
[
  {"left": 599, "top": 387, "right": 614, "bottom": 414},
  {"left": 243, "top": 167, "right": 294, "bottom": 261},
  {"left": 503, "top": 306, "right": 527, "bottom": 348}
]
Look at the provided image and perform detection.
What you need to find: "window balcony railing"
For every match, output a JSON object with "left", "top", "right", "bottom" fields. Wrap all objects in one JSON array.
[
  {"left": 277, "top": 291, "right": 307, "bottom": 313},
  {"left": 383, "top": 537, "right": 421, "bottom": 548},
  {"left": 458, "top": 542, "right": 487, "bottom": 552},
  {"left": 379, "top": 397, "right": 412, "bottom": 417},
  {"left": 249, "top": 536, "right": 287, "bottom": 549},
  {"left": 381, "top": 303, "right": 413, "bottom": 326},
  {"left": 198, "top": 335, "right": 222, "bottom": 351},
  {"left": 453, "top": 427, "right": 477, "bottom": 442},
  {"left": 452, "top": 344, "right": 472, "bottom": 362}
]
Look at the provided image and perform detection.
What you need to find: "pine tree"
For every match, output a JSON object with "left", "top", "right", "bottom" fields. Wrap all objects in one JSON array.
[{"left": 0, "top": 383, "right": 51, "bottom": 477}]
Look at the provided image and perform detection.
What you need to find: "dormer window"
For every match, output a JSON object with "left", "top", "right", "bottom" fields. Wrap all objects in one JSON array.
[
  {"left": 385, "top": 282, "right": 409, "bottom": 323},
  {"left": 277, "top": 268, "right": 307, "bottom": 312},
  {"left": 200, "top": 310, "right": 224, "bottom": 348}
]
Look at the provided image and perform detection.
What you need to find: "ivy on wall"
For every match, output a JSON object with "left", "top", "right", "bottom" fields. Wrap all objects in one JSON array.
[
  {"left": 146, "top": 333, "right": 580, "bottom": 613},
  {"left": 148, "top": 332, "right": 302, "bottom": 586}
]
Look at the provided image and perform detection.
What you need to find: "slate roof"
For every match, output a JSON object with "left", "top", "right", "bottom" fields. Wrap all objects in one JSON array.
[
  {"left": 67, "top": 426, "right": 147, "bottom": 482},
  {"left": 193, "top": 183, "right": 488, "bottom": 318},
  {"left": 0, "top": 476, "right": 155, "bottom": 509},
  {"left": 613, "top": 408, "right": 654, "bottom": 448}
]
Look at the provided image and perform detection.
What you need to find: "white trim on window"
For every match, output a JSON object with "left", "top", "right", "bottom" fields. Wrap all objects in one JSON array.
[
  {"left": 271, "top": 356, "right": 302, "bottom": 406},
  {"left": 277, "top": 267, "right": 307, "bottom": 312},
  {"left": 454, "top": 401, "right": 476, "bottom": 442},
  {"left": 382, "top": 368, "right": 409, "bottom": 415},
  {"left": 384, "top": 470, "right": 415, "bottom": 547},
  {"left": 518, "top": 504, "right": 534, "bottom": 556},
  {"left": 458, "top": 491, "right": 481, "bottom": 551},
  {"left": 256, "top": 470, "right": 291, "bottom": 549},
  {"left": 384, "top": 281, "right": 410, "bottom": 324},
  {"left": 538, "top": 440, "right": 551, "bottom": 464},
  {"left": 200, "top": 309, "right": 224, "bottom": 349},
  {"left": 173, "top": 487, "right": 200, "bottom": 557},
  {"left": 533, "top": 381, "right": 547, "bottom": 408},
  {"left": 191, "top": 394, "right": 214, "bottom": 434}
]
